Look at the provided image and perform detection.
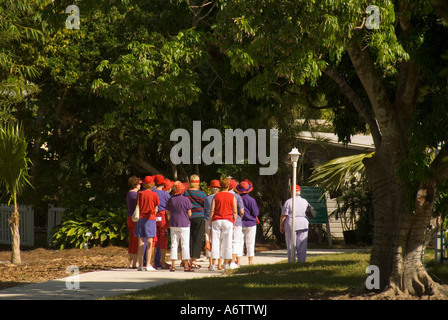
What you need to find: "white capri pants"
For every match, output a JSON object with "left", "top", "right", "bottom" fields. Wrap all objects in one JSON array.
[
  {"left": 211, "top": 219, "right": 233, "bottom": 260},
  {"left": 242, "top": 226, "right": 257, "bottom": 257},
  {"left": 170, "top": 227, "right": 190, "bottom": 261},
  {"left": 205, "top": 220, "right": 211, "bottom": 258},
  {"left": 232, "top": 226, "right": 244, "bottom": 257}
]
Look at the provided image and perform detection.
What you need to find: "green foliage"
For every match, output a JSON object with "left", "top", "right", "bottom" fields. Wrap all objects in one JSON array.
[
  {"left": 331, "top": 185, "right": 374, "bottom": 244},
  {"left": 51, "top": 205, "right": 128, "bottom": 250},
  {"left": 0, "top": 122, "right": 32, "bottom": 203}
]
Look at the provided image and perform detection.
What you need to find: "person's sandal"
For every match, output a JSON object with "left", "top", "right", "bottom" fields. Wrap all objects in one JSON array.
[{"left": 184, "top": 267, "right": 194, "bottom": 272}]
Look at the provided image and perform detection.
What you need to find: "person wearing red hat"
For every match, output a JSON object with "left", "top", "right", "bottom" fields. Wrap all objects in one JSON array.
[
  {"left": 126, "top": 176, "right": 141, "bottom": 268},
  {"left": 152, "top": 174, "right": 171, "bottom": 269},
  {"left": 209, "top": 177, "right": 237, "bottom": 271},
  {"left": 166, "top": 181, "right": 194, "bottom": 272},
  {"left": 135, "top": 176, "right": 159, "bottom": 271},
  {"left": 236, "top": 179, "right": 259, "bottom": 265},
  {"left": 229, "top": 179, "right": 245, "bottom": 269},
  {"left": 203, "top": 180, "right": 220, "bottom": 268},
  {"left": 280, "top": 185, "right": 310, "bottom": 262}
]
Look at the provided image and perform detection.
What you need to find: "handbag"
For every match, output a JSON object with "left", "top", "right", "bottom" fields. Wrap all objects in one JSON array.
[
  {"left": 305, "top": 204, "right": 317, "bottom": 219},
  {"left": 132, "top": 194, "right": 140, "bottom": 222}
]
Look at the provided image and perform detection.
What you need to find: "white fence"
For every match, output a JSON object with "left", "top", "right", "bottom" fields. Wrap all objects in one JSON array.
[
  {"left": 47, "top": 205, "right": 65, "bottom": 244},
  {"left": 0, "top": 204, "right": 34, "bottom": 247}
]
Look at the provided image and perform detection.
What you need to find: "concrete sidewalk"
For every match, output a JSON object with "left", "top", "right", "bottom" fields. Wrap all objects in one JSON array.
[{"left": 0, "top": 249, "right": 364, "bottom": 300}]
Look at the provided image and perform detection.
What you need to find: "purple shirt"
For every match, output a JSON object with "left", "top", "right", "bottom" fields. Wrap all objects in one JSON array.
[
  {"left": 167, "top": 195, "right": 193, "bottom": 228},
  {"left": 152, "top": 189, "right": 171, "bottom": 212},
  {"left": 126, "top": 191, "right": 138, "bottom": 216},
  {"left": 240, "top": 193, "right": 259, "bottom": 227}
]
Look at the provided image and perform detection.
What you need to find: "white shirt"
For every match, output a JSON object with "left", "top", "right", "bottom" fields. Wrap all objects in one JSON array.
[{"left": 281, "top": 196, "right": 309, "bottom": 231}]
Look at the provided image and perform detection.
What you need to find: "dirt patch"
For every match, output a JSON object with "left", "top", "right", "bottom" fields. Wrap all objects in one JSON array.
[{"left": 0, "top": 246, "right": 129, "bottom": 290}]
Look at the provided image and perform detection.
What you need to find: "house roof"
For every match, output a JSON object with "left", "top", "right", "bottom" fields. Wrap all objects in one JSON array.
[{"left": 298, "top": 131, "right": 375, "bottom": 152}]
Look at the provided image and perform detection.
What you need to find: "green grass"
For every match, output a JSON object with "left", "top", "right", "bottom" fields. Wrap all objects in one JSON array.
[
  {"left": 107, "top": 251, "right": 372, "bottom": 300},
  {"left": 105, "top": 249, "right": 448, "bottom": 300}
]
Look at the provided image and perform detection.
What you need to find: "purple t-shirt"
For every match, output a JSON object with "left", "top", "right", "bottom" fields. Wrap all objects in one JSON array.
[
  {"left": 152, "top": 189, "right": 171, "bottom": 212},
  {"left": 167, "top": 195, "right": 193, "bottom": 228},
  {"left": 241, "top": 193, "right": 260, "bottom": 227},
  {"left": 126, "top": 191, "right": 138, "bottom": 216}
]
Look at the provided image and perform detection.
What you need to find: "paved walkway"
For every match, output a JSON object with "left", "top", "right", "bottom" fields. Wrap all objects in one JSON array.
[{"left": 0, "top": 249, "right": 365, "bottom": 300}]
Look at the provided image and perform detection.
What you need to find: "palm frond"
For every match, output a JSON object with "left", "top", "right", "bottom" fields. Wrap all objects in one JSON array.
[
  {"left": 309, "top": 152, "right": 374, "bottom": 191},
  {"left": 0, "top": 122, "right": 32, "bottom": 196}
]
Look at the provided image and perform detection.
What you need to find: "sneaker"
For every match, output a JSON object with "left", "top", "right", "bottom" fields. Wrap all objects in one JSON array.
[
  {"left": 137, "top": 266, "right": 146, "bottom": 271},
  {"left": 208, "top": 265, "right": 216, "bottom": 271},
  {"left": 229, "top": 262, "right": 239, "bottom": 269},
  {"left": 146, "top": 266, "right": 156, "bottom": 271}
]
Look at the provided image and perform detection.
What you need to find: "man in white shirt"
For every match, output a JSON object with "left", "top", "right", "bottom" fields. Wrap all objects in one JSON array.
[{"left": 280, "top": 185, "right": 310, "bottom": 262}]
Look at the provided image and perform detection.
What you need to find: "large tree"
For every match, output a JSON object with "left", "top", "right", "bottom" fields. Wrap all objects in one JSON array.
[{"left": 215, "top": 0, "right": 448, "bottom": 297}]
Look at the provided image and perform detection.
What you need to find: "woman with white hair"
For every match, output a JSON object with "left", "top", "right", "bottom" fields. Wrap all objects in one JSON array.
[{"left": 280, "top": 185, "right": 310, "bottom": 262}]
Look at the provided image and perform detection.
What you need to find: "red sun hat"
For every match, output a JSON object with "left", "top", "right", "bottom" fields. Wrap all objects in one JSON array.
[
  {"left": 143, "top": 176, "right": 154, "bottom": 184},
  {"left": 236, "top": 179, "right": 253, "bottom": 194},
  {"left": 208, "top": 180, "right": 220, "bottom": 189},
  {"left": 174, "top": 182, "right": 187, "bottom": 195},
  {"left": 229, "top": 179, "right": 237, "bottom": 190},
  {"left": 154, "top": 174, "right": 165, "bottom": 185},
  {"left": 163, "top": 179, "right": 174, "bottom": 191}
]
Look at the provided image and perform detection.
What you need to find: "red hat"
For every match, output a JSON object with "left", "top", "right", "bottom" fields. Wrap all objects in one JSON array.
[
  {"left": 290, "top": 185, "right": 301, "bottom": 192},
  {"left": 154, "top": 174, "right": 165, "bottom": 185},
  {"left": 183, "top": 182, "right": 190, "bottom": 189},
  {"left": 208, "top": 180, "right": 220, "bottom": 189},
  {"left": 143, "top": 176, "right": 154, "bottom": 184},
  {"left": 163, "top": 179, "right": 174, "bottom": 191},
  {"left": 236, "top": 179, "right": 253, "bottom": 194},
  {"left": 174, "top": 182, "right": 186, "bottom": 195},
  {"left": 229, "top": 179, "right": 237, "bottom": 190}
]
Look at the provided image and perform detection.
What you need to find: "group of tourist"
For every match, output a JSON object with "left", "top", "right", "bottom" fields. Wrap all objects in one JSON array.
[{"left": 125, "top": 174, "right": 260, "bottom": 272}]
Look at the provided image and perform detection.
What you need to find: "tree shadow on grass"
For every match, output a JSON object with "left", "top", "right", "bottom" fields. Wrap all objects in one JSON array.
[{"left": 117, "top": 259, "right": 367, "bottom": 300}]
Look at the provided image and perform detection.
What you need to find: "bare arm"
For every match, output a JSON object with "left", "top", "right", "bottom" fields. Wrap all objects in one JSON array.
[{"left": 209, "top": 198, "right": 215, "bottom": 221}]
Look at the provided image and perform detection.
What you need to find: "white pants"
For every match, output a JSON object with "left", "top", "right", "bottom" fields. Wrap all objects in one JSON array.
[
  {"left": 232, "top": 226, "right": 244, "bottom": 257},
  {"left": 205, "top": 220, "right": 211, "bottom": 258},
  {"left": 285, "top": 228, "right": 308, "bottom": 262},
  {"left": 242, "top": 226, "right": 256, "bottom": 257},
  {"left": 170, "top": 227, "right": 190, "bottom": 261},
  {"left": 211, "top": 219, "right": 233, "bottom": 260}
]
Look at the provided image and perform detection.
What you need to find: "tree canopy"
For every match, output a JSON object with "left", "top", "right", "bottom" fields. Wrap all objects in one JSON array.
[{"left": 1, "top": 0, "right": 448, "bottom": 297}]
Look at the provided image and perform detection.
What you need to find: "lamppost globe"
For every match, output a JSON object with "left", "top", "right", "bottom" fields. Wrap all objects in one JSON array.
[{"left": 288, "top": 147, "right": 301, "bottom": 163}]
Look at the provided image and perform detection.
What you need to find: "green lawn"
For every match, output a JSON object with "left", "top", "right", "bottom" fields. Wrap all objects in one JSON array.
[
  {"left": 107, "top": 251, "right": 371, "bottom": 300},
  {"left": 105, "top": 249, "right": 448, "bottom": 300}
]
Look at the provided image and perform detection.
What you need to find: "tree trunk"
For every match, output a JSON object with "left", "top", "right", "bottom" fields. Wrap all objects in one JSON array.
[
  {"left": 364, "top": 151, "right": 441, "bottom": 297},
  {"left": 9, "top": 210, "right": 21, "bottom": 264}
]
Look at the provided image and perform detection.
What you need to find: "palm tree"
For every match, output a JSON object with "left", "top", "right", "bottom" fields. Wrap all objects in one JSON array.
[{"left": 0, "top": 123, "right": 32, "bottom": 264}]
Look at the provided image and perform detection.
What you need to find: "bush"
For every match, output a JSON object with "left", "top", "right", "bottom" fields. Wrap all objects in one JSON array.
[{"left": 51, "top": 205, "right": 128, "bottom": 250}]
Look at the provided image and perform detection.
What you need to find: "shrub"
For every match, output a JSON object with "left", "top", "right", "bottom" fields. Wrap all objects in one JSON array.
[{"left": 51, "top": 205, "right": 128, "bottom": 250}]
